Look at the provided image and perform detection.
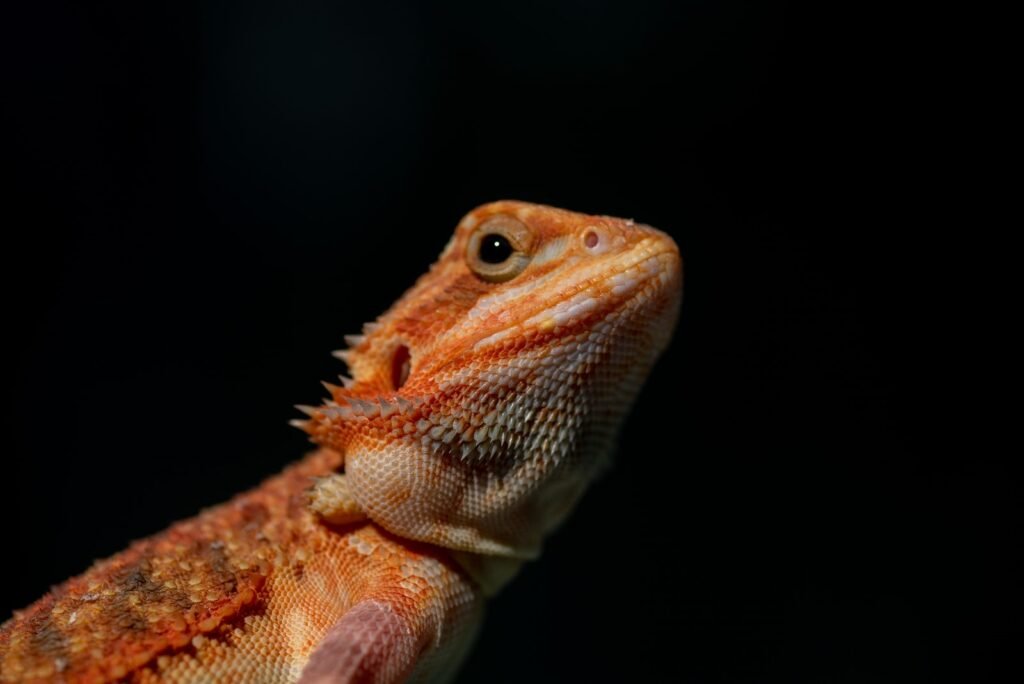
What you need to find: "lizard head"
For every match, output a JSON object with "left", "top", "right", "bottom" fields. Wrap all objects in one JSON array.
[{"left": 303, "top": 200, "right": 682, "bottom": 558}]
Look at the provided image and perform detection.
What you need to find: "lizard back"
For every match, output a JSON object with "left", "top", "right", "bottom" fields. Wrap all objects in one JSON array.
[{"left": 0, "top": 449, "right": 480, "bottom": 683}]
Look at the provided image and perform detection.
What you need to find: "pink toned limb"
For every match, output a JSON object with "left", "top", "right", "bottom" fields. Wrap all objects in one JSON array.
[{"left": 298, "top": 600, "right": 425, "bottom": 684}]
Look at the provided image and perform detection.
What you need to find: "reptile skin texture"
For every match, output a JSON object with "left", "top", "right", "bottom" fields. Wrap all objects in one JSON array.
[{"left": 1, "top": 201, "right": 682, "bottom": 683}]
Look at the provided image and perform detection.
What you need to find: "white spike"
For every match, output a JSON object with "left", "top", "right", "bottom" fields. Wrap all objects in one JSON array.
[
  {"left": 321, "top": 381, "right": 342, "bottom": 395},
  {"left": 362, "top": 322, "right": 380, "bottom": 334},
  {"left": 288, "top": 419, "right": 310, "bottom": 430},
  {"left": 294, "top": 404, "right": 317, "bottom": 417},
  {"left": 378, "top": 398, "right": 397, "bottom": 418},
  {"left": 332, "top": 349, "right": 353, "bottom": 364},
  {"left": 339, "top": 374, "right": 355, "bottom": 389},
  {"left": 349, "top": 398, "right": 377, "bottom": 417},
  {"left": 344, "top": 334, "right": 366, "bottom": 348},
  {"left": 395, "top": 396, "right": 414, "bottom": 413},
  {"left": 325, "top": 405, "right": 353, "bottom": 419}
]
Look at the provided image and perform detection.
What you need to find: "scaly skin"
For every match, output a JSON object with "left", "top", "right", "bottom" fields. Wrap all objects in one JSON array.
[{"left": 1, "top": 201, "right": 682, "bottom": 683}]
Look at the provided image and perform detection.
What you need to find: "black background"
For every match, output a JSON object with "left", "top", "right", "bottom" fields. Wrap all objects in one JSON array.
[{"left": 0, "top": 2, "right": 1007, "bottom": 682}]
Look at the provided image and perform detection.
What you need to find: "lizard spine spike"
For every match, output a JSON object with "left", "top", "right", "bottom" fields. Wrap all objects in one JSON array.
[
  {"left": 294, "top": 404, "right": 318, "bottom": 417},
  {"left": 378, "top": 398, "right": 398, "bottom": 418},
  {"left": 350, "top": 398, "right": 379, "bottom": 417}
]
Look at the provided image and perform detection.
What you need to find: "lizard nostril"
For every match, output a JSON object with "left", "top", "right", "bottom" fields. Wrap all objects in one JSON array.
[{"left": 391, "top": 344, "right": 411, "bottom": 390}]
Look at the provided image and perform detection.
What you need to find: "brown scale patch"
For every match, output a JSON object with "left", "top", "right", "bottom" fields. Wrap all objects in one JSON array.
[
  {"left": 23, "top": 608, "right": 68, "bottom": 672},
  {"left": 0, "top": 450, "right": 344, "bottom": 684}
]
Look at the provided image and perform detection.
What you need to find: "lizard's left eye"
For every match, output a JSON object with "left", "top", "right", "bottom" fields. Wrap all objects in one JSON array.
[{"left": 466, "top": 215, "right": 534, "bottom": 283}]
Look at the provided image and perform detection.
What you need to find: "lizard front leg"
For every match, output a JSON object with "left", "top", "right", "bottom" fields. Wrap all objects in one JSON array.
[
  {"left": 297, "top": 600, "right": 425, "bottom": 684},
  {"left": 298, "top": 558, "right": 484, "bottom": 684},
  {"left": 303, "top": 481, "right": 483, "bottom": 683}
]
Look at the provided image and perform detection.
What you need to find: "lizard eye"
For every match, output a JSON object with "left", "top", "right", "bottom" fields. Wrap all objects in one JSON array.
[{"left": 466, "top": 215, "right": 534, "bottom": 283}]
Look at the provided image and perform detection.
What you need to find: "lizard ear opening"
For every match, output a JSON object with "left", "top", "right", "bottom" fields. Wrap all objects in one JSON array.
[{"left": 391, "top": 344, "right": 411, "bottom": 390}]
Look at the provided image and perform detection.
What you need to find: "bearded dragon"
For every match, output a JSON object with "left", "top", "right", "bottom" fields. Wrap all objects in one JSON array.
[{"left": 0, "top": 201, "right": 682, "bottom": 683}]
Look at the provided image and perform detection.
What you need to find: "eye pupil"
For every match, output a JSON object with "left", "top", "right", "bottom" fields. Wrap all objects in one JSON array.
[{"left": 478, "top": 234, "right": 513, "bottom": 264}]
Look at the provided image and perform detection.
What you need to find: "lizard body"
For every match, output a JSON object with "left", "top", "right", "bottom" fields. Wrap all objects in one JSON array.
[{"left": 1, "top": 201, "right": 682, "bottom": 683}]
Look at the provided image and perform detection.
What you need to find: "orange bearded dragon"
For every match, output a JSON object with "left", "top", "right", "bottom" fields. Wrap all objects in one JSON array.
[{"left": 1, "top": 201, "right": 682, "bottom": 683}]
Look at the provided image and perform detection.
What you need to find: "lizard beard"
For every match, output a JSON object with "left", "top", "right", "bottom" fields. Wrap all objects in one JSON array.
[{"left": 318, "top": 285, "right": 676, "bottom": 558}]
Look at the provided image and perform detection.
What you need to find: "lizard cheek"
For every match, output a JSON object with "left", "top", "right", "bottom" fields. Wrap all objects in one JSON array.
[{"left": 391, "top": 344, "right": 411, "bottom": 390}]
